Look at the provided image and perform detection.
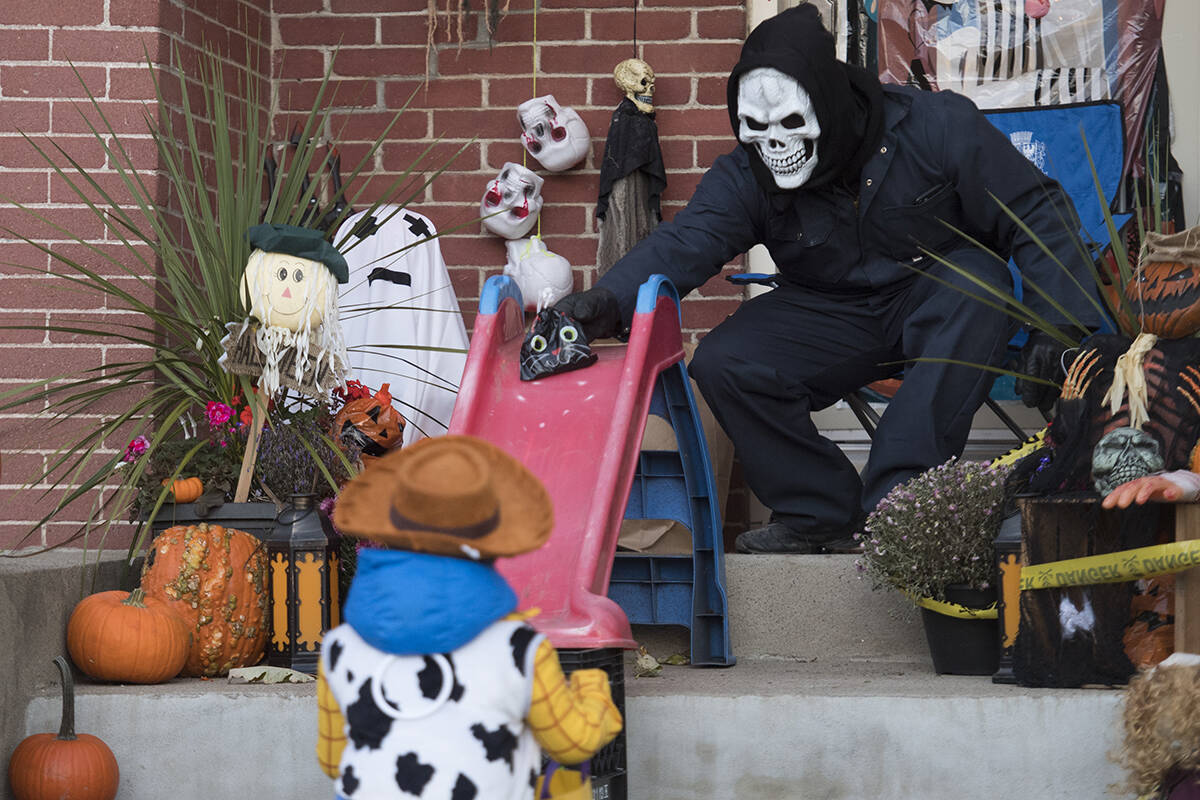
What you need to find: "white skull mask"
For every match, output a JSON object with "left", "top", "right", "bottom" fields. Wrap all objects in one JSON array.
[
  {"left": 614, "top": 58, "right": 655, "bottom": 114},
  {"left": 1091, "top": 427, "right": 1165, "bottom": 497},
  {"left": 737, "top": 67, "right": 821, "bottom": 190},
  {"left": 481, "top": 163, "right": 544, "bottom": 239},
  {"left": 503, "top": 237, "right": 574, "bottom": 312},
  {"left": 518, "top": 95, "right": 590, "bottom": 173}
]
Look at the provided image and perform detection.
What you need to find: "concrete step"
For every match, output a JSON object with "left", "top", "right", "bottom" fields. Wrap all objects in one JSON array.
[
  {"left": 21, "top": 658, "right": 1131, "bottom": 800},
  {"left": 13, "top": 552, "right": 1137, "bottom": 800}
]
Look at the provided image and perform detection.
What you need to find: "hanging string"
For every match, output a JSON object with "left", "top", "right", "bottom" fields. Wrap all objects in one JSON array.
[
  {"left": 632, "top": 0, "right": 638, "bottom": 57},
  {"left": 532, "top": 0, "right": 540, "bottom": 239}
]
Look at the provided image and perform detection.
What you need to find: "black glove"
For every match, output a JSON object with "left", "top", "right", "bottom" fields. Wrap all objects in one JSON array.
[
  {"left": 1013, "top": 329, "right": 1075, "bottom": 412},
  {"left": 553, "top": 286, "right": 624, "bottom": 341}
]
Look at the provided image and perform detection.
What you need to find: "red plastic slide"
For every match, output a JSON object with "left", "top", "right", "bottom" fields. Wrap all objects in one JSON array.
[{"left": 449, "top": 275, "right": 685, "bottom": 649}]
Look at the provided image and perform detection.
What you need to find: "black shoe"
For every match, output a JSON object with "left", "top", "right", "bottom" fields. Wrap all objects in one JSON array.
[
  {"left": 735, "top": 522, "right": 822, "bottom": 554},
  {"left": 817, "top": 535, "right": 865, "bottom": 555}
]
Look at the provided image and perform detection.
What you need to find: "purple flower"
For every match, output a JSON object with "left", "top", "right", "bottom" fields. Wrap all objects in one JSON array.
[{"left": 122, "top": 435, "right": 149, "bottom": 462}]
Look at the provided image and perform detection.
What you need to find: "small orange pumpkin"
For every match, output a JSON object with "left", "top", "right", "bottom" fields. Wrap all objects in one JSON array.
[
  {"left": 140, "top": 523, "right": 269, "bottom": 677},
  {"left": 8, "top": 657, "right": 119, "bottom": 800},
  {"left": 67, "top": 588, "right": 190, "bottom": 684},
  {"left": 162, "top": 476, "right": 204, "bottom": 503}
]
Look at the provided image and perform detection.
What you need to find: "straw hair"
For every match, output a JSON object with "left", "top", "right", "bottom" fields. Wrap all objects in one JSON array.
[{"left": 333, "top": 435, "right": 553, "bottom": 560}]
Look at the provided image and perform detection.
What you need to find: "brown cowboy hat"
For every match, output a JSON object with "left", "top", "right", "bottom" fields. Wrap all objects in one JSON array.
[{"left": 333, "top": 434, "right": 553, "bottom": 560}]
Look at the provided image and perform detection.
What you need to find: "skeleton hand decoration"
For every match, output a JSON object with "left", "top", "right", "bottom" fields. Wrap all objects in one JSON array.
[{"left": 736, "top": 67, "right": 821, "bottom": 190}]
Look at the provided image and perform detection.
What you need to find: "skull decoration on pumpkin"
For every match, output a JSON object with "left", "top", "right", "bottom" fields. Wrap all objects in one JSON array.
[
  {"left": 518, "top": 95, "right": 590, "bottom": 173},
  {"left": 614, "top": 58, "right": 655, "bottom": 114},
  {"left": 480, "top": 162, "right": 544, "bottom": 240},
  {"left": 736, "top": 67, "right": 821, "bottom": 190},
  {"left": 1092, "top": 427, "right": 1165, "bottom": 497},
  {"left": 503, "top": 236, "right": 574, "bottom": 312}
]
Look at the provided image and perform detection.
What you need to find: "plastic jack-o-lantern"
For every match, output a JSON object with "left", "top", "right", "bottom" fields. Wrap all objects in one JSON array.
[
  {"left": 333, "top": 382, "right": 405, "bottom": 462},
  {"left": 1126, "top": 260, "right": 1200, "bottom": 339}
]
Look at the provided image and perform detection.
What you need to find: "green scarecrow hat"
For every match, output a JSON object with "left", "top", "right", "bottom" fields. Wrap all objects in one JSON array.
[{"left": 247, "top": 223, "right": 349, "bottom": 284}]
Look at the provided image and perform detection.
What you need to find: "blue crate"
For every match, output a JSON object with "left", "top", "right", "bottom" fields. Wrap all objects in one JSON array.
[{"left": 609, "top": 361, "right": 735, "bottom": 667}]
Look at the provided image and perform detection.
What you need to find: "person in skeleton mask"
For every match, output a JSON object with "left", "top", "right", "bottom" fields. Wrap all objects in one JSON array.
[{"left": 556, "top": 5, "right": 1103, "bottom": 554}]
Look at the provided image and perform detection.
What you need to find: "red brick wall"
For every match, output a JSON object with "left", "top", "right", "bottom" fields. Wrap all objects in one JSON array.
[
  {"left": 0, "top": 1, "right": 750, "bottom": 550},
  {"left": 0, "top": 1, "right": 272, "bottom": 550}
]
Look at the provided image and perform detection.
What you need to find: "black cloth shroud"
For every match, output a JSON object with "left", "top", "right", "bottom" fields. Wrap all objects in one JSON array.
[{"left": 596, "top": 98, "right": 667, "bottom": 221}]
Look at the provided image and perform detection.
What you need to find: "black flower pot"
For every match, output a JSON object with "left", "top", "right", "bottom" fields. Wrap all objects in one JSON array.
[{"left": 921, "top": 585, "right": 1000, "bottom": 676}]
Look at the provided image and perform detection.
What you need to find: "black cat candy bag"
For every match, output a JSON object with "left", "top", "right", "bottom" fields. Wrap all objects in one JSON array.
[{"left": 519, "top": 308, "right": 598, "bottom": 381}]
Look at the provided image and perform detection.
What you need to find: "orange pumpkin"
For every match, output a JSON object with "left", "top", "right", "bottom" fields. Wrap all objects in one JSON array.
[
  {"left": 333, "top": 382, "right": 405, "bottom": 461},
  {"left": 8, "top": 657, "right": 119, "bottom": 800},
  {"left": 67, "top": 588, "right": 190, "bottom": 684},
  {"left": 1125, "top": 260, "right": 1200, "bottom": 338},
  {"left": 162, "top": 476, "right": 204, "bottom": 503},
  {"left": 139, "top": 523, "right": 269, "bottom": 677}
]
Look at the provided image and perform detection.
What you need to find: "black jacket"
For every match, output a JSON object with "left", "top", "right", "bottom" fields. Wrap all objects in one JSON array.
[{"left": 597, "top": 83, "right": 1104, "bottom": 330}]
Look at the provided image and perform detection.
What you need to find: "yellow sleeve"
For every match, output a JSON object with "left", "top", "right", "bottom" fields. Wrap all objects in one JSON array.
[
  {"left": 527, "top": 639, "right": 623, "bottom": 764},
  {"left": 317, "top": 660, "right": 346, "bottom": 779}
]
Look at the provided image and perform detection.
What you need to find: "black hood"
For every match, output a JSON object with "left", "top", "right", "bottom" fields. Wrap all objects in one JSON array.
[{"left": 726, "top": 4, "right": 884, "bottom": 193}]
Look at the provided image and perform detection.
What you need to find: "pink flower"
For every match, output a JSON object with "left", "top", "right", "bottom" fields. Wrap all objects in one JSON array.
[
  {"left": 122, "top": 435, "right": 149, "bottom": 462},
  {"left": 206, "top": 401, "right": 234, "bottom": 427}
]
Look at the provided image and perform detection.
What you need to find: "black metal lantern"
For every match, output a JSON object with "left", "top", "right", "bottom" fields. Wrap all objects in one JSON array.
[
  {"left": 267, "top": 494, "right": 340, "bottom": 674},
  {"left": 991, "top": 508, "right": 1024, "bottom": 684}
]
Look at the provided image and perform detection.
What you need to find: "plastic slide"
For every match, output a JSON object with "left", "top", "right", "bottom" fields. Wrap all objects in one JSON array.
[{"left": 448, "top": 274, "right": 686, "bottom": 649}]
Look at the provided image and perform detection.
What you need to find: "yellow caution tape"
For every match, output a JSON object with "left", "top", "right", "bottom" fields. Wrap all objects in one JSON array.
[
  {"left": 1018, "top": 539, "right": 1200, "bottom": 591},
  {"left": 911, "top": 594, "right": 999, "bottom": 620},
  {"left": 988, "top": 427, "right": 1047, "bottom": 469}
]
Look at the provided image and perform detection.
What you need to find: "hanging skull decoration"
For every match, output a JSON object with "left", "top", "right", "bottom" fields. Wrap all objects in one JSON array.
[
  {"left": 518, "top": 95, "right": 590, "bottom": 173},
  {"left": 481, "top": 162, "right": 544, "bottom": 240},
  {"left": 1091, "top": 427, "right": 1165, "bottom": 497},
  {"left": 736, "top": 67, "right": 821, "bottom": 190},
  {"left": 613, "top": 58, "right": 655, "bottom": 114},
  {"left": 504, "top": 236, "right": 574, "bottom": 312}
]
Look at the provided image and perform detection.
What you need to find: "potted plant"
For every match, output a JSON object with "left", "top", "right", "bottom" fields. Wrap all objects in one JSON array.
[
  {"left": 857, "top": 457, "right": 1012, "bottom": 675},
  {"left": 0, "top": 45, "right": 467, "bottom": 569}
]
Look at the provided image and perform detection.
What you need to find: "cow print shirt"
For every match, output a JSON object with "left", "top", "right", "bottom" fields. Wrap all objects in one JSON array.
[{"left": 322, "top": 618, "right": 545, "bottom": 800}]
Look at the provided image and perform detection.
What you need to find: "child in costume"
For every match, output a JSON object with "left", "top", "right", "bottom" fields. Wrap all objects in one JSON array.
[{"left": 317, "top": 435, "right": 623, "bottom": 799}]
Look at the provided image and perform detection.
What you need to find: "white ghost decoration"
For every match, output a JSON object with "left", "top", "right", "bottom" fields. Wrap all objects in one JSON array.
[
  {"left": 517, "top": 95, "right": 590, "bottom": 173},
  {"left": 736, "top": 67, "right": 821, "bottom": 190},
  {"left": 480, "top": 162, "right": 544, "bottom": 240},
  {"left": 503, "top": 237, "right": 574, "bottom": 312}
]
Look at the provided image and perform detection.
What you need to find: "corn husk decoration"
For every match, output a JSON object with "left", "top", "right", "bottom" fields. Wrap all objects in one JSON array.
[{"left": 221, "top": 224, "right": 349, "bottom": 399}]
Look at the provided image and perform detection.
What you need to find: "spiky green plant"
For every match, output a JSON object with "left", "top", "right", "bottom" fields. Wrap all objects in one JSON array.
[
  {"left": 905, "top": 120, "right": 1178, "bottom": 394},
  {"left": 0, "top": 44, "right": 470, "bottom": 562}
]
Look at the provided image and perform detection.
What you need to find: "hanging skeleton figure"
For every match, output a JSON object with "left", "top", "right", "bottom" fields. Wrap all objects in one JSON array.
[
  {"left": 221, "top": 223, "right": 349, "bottom": 399},
  {"left": 596, "top": 58, "right": 667, "bottom": 276}
]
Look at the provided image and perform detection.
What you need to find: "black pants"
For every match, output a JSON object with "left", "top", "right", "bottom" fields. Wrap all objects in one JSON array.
[{"left": 688, "top": 250, "right": 1013, "bottom": 534}]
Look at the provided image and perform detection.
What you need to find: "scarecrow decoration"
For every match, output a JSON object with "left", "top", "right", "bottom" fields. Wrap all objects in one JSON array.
[
  {"left": 317, "top": 435, "right": 622, "bottom": 799},
  {"left": 222, "top": 223, "right": 349, "bottom": 400},
  {"left": 1008, "top": 226, "right": 1200, "bottom": 499},
  {"left": 220, "top": 223, "right": 350, "bottom": 501},
  {"left": 597, "top": 58, "right": 667, "bottom": 276}
]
